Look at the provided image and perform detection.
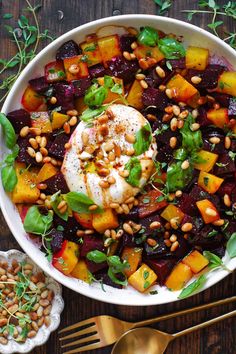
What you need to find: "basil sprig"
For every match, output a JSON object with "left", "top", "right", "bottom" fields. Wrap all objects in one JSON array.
[
  {"left": 65, "top": 191, "right": 102, "bottom": 214},
  {"left": 178, "top": 274, "right": 207, "bottom": 299},
  {"left": 226, "top": 232, "right": 236, "bottom": 258},
  {"left": 125, "top": 157, "right": 142, "bottom": 187},
  {"left": 84, "top": 83, "right": 108, "bottom": 107},
  {"left": 180, "top": 114, "right": 203, "bottom": 152},
  {"left": 134, "top": 123, "right": 152, "bottom": 155},
  {"left": 50, "top": 191, "right": 69, "bottom": 221},
  {"left": 137, "top": 26, "right": 159, "bottom": 47},
  {"left": 23, "top": 206, "right": 53, "bottom": 235},
  {"left": 167, "top": 161, "right": 193, "bottom": 192},
  {"left": 0, "top": 112, "right": 16, "bottom": 149}
]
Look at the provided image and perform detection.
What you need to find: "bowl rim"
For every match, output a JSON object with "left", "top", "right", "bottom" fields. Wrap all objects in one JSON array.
[{"left": 1, "top": 14, "right": 236, "bottom": 306}]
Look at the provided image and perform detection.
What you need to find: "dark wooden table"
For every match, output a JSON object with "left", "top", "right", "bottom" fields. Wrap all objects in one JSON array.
[{"left": 0, "top": 1, "right": 235, "bottom": 353}]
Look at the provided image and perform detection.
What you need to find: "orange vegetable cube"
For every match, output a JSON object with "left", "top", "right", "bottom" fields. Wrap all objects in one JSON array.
[
  {"left": 121, "top": 247, "right": 143, "bottom": 277},
  {"left": 127, "top": 80, "right": 144, "bottom": 110},
  {"left": 74, "top": 212, "right": 93, "bottom": 229},
  {"left": 45, "top": 61, "right": 65, "bottom": 83},
  {"left": 92, "top": 208, "right": 119, "bottom": 233},
  {"left": 165, "top": 262, "right": 193, "bottom": 291},
  {"left": 97, "top": 35, "right": 121, "bottom": 67},
  {"left": 63, "top": 55, "right": 89, "bottom": 81},
  {"left": 31, "top": 112, "right": 52, "bottom": 134},
  {"left": 194, "top": 150, "right": 218, "bottom": 172},
  {"left": 12, "top": 163, "right": 40, "bottom": 204},
  {"left": 51, "top": 111, "right": 69, "bottom": 130},
  {"left": 182, "top": 250, "right": 209, "bottom": 274},
  {"left": 71, "top": 260, "right": 90, "bottom": 283},
  {"left": 134, "top": 45, "right": 165, "bottom": 62},
  {"left": 52, "top": 240, "right": 79, "bottom": 275},
  {"left": 37, "top": 163, "right": 58, "bottom": 183},
  {"left": 186, "top": 46, "right": 209, "bottom": 70},
  {"left": 198, "top": 171, "right": 224, "bottom": 194},
  {"left": 216, "top": 72, "right": 236, "bottom": 97},
  {"left": 196, "top": 199, "right": 220, "bottom": 224},
  {"left": 207, "top": 108, "right": 229, "bottom": 128},
  {"left": 97, "top": 77, "right": 124, "bottom": 104},
  {"left": 81, "top": 41, "right": 102, "bottom": 67},
  {"left": 166, "top": 74, "right": 200, "bottom": 107},
  {"left": 128, "top": 263, "right": 157, "bottom": 293},
  {"left": 138, "top": 189, "right": 168, "bottom": 218},
  {"left": 21, "top": 86, "right": 45, "bottom": 112},
  {"left": 161, "top": 204, "right": 185, "bottom": 228}
]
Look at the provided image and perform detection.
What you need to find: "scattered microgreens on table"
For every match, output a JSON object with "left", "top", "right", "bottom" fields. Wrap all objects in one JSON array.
[{"left": 0, "top": 0, "right": 54, "bottom": 103}]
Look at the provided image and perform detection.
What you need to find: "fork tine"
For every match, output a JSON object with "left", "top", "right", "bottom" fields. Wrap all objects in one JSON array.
[
  {"left": 63, "top": 340, "right": 102, "bottom": 354},
  {"left": 59, "top": 318, "right": 95, "bottom": 334},
  {"left": 61, "top": 333, "right": 99, "bottom": 349},
  {"left": 59, "top": 324, "right": 97, "bottom": 341}
]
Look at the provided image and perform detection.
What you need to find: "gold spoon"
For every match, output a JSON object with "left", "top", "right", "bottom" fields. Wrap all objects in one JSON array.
[{"left": 111, "top": 310, "right": 236, "bottom": 354}]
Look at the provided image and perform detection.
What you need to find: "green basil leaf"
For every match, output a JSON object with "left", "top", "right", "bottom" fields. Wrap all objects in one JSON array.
[
  {"left": 65, "top": 191, "right": 102, "bottom": 214},
  {"left": 125, "top": 157, "right": 142, "bottom": 187},
  {"left": 86, "top": 250, "right": 107, "bottom": 263},
  {"left": 180, "top": 114, "right": 203, "bottom": 152},
  {"left": 178, "top": 274, "right": 207, "bottom": 299},
  {"left": 3, "top": 13, "right": 13, "bottom": 19},
  {"left": 226, "top": 232, "right": 236, "bottom": 258},
  {"left": 111, "top": 83, "right": 123, "bottom": 94},
  {"left": 50, "top": 191, "right": 69, "bottom": 221},
  {"left": 158, "top": 37, "right": 186, "bottom": 59},
  {"left": 137, "top": 26, "right": 159, "bottom": 47},
  {"left": 80, "top": 105, "right": 108, "bottom": 123},
  {"left": 104, "top": 75, "right": 114, "bottom": 88},
  {"left": 0, "top": 113, "right": 16, "bottom": 149},
  {"left": 134, "top": 123, "right": 152, "bottom": 155},
  {"left": 174, "top": 148, "right": 188, "bottom": 161},
  {"left": 107, "top": 267, "right": 128, "bottom": 286},
  {"left": 84, "top": 83, "right": 108, "bottom": 107},
  {"left": 166, "top": 160, "right": 193, "bottom": 192},
  {"left": 4, "top": 144, "right": 19, "bottom": 164},
  {"left": 107, "top": 255, "right": 129, "bottom": 272},
  {"left": 1, "top": 165, "right": 17, "bottom": 192},
  {"left": 203, "top": 250, "right": 224, "bottom": 269},
  {"left": 23, "top": 206, "right": 53, "bottom": 235}
]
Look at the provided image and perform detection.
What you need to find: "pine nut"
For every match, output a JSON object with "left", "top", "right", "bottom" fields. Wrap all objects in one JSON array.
[
  {"left": 37, "top": 306, "right": 44, "bottom": 317},
  {"left": 97, "top": 114, "right": 108, "bottom": 124},
  {"left": 88, "top": 204, "right": 98, "bottom": 211},
  {"left": 121, "top": 204, "right": 130, "bottom": 214},
  {"left": 63, "top": 122, "right": 70, "bottom": 134},
  {"left": 169, "top": 136, "right": 177, "bottom": 148},
  {"left": 165, "top": 88, "right": 173, "bottom": 99},
  {"left": 192, "top": 109, "right": 199, "bottom": 118},
  {"left": 127, "top": 27, "right": 138, "bottom": 35},
  {"left": 115, "top": 206, "right": 124, "bottom": 214},
  {"left": 123, "top": 51, "right": 131, "bottom": 60},
  {"left": 135, "top": 73, "right": 145, "bottom": 80},
  {"left": 99, "top": 124, "right": 109, "bottom": 136},
  {"left": 27, "top": 146, "right": 36, "bottom": 158},
  {"left": 69, "top": 116, "right": 77, "bottom": 126},
  {"left": 40, "top": 136, "right": 47, "bottom": 148},
  {"left": 213, "top": 103, "right": 220, "bottom": 110},
  {"left": 164, "top": 239, "right": 171, "bottom": 247},
  {"left": 32, "top": 321, "right": 39, "bottom": 332},
  {"left": 225, "top": 136, "right": 231, "bottom": 149},
  {"left": 138, "top": 58, "right": 149, "bottom": 70},
  {"left": 159, "top": 84, "right": 166, "bottom": 91},
  {"left": 181, "top": 223, "right": 193, "bottom": 232},
  {"left": 104, "top": 229, "right": 111, "bottom": 238},
  {"left": 111, "top": 229, "right": 117, "bottom": 239},
  {"left": 170, "top": 218, "right": 179, "bottom": 229},
  {"left": 103, "top": 142, "right": 114, "bottom": 153},
  {"left": 191, "top": 76, "right": 202, "bottom": 84},
  {"left": 213, "top": 219, "right": 225, "bottom": 226},
  {"left": 126, "top": 148, "right": 135, "bottom": 156},
  {"left": 169, "top": 234, "right": 177, "bottom": 242},
  {"left": 39, "top": 299, "right": 50, "bottom": 307},
  {"left": 107, "top": 176, "right": 116, "bottom": 184},
  {"left": 150, "top": 221, "right": 161, "bottom": 229},
  {"left": 108, "top": 151, "right": 116, "bottom": 161},
  {"left": 40, "top": 147, "right": 48, "bottom": 156},
  {"left": 191, "top": 123, "right": 200, "bottom": 131},
  {"left": 98, "top": 168, "right": 110, "bottom": 177},
  {"left": 162, "top": 113, "right": 172, "bottom": 122},
  {"left": 209, "top": 137, "right": 220, "bottom": 144},
  {"left": 57, "top": 200, "right": 67, "bottom": 210},
  {"left": 110, "top": 202, "right": 120, "bottom": 209},
  {"left": 43, "top": 305, "right": 52, "bottom": 316},
  {"left": 44, "top": 316, "right": 51, "bottom": 327},
  {"left": 99, "top": 180, "right": 110, "bottom": 188},
  {"left": 41, "top": 289, "right": 49, "bottom": 299},
  {"left": 20, "top": 126, "right": 30, "bottom": 137},
  {"left": 50, "top": 96, "right": 57, "bottom": 104},
  {"left": 177, "top": 119, "right": 184, "bottom": 129},
  {"left": 147, "top": 238, "right": 157, "bottom": 247},
  {"left": 181, "top": 160, "right": 190, "bottom": 170},
  {"left": 172, "top": 105, "right": 180, "bottom": 116},
  {"left": 170, "top": 241, "right": 179, "bottom": 252},
  {"left": 29, "top": 127, "right": 41, "bottom": 135},
  {"left": 68, "top": 64, "right": 80, "bottom": 74},
  {"left": 40, "top": 193, "right": 46, "bottom": 200},
  {"left": 223, "top": 194, "right": 231, "bottom": 207},
  {"left": 175, "top": 190, "right": 182, "bottom": 197},
  {"left": 179, "top": 110, "right": 189, "bottom": 119},
  {"left": 140, "top": 79, "right": 148, "bottom": 89},
  {"left": 28, "top": 330, "right": 37, "bottom": 338},
  {"left": 165, "top": 106, "right": 173, "bottom": 114},
  {"left": 67, "top": 109, "right": 78, "bottom": 116},
  {"left": 35, "top": 151, "right": 43, "bottom": 163},
  {"left": 77, "top": 230, "right": 85, "bottom": 237},
  {"left": 0, "top": 337, "right": 8, "bottom": 344},
  {"left": 43, "top": 156, "right": 51, "bottom": 163},
  {"left": 116, "top": 229, "right": 124, "bottom": 238},
  {"left": 119, "top": 170, "right": 129, "bottom": 178},
  {"left": 130, "top": 53, "right": 136, "bottom": 60},
  {"left": 205, "top": 208, "right": 217, "bottom": 216},
  {"left": 123, "top": 222, "right": 133, "bottom": 235},
  {"left": 131, "top": 41, "right": 138, "bottom": 49},
  {"left": 125, "top": 196, "right": 135, "bottom": 204},
  {"left": 38, "top": 317, "right": 44, "bottom": 327},
  {"left": 170, "top": 117, "right": 178, "bottom": 131},
  {"left": 125, "top": 133, "right": 136, "bottom": 143},
  {"left": 155, "top": 66, "right": 165, "bottom": 78}
]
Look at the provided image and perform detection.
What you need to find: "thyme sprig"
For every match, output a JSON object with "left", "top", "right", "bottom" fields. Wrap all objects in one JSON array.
[{"left": 0, "top": 0, "right": 54, "bottom": 103}]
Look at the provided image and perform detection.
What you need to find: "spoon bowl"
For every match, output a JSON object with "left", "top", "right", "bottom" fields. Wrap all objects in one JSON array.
[{"left": 111, "top": 327, "right": 173, "bottom": 354}]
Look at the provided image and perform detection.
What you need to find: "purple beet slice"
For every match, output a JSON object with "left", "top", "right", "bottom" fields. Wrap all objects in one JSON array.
[
  {"left": 213, "top": 152, "right": 236, "bottom": 175},
  {"left": 80, "top": 234, "right": 105, "bottom": 257},
  {"left": 188, "top": 225, "right": 223, "bottom": 248},
  {"left": 168, "top": 58, "right": 186, "bottom": 69},
  {"left": 16, "top": 134, "right": 37, "bottom": 165},
  {"left": 107, "top": 56, "right": 139, "bottom": 84},
  {"left": 139, "top": 214, "right": 163, "bottom": 237},
  {"left": 7, "top": 109, "right": 31, "bottom": 133},
  {"left": 119, "top": 34, "right": 136, "bottom": 52},
  {"left": 142, "top": 87, "right": 170, "bottom": 111},
  {"left": 89, "top": 63, "right": 107, "bottom": 78},
  {"left": 29, "top": 76, "right": 49, "bottom": 94},
  {"left": 94, "top": 270, "right": 123, "bottom": 289},
  {"left": 146, "top": 259, "right": 176, "bottom": 285},
  {"left": 211, "top": 93, "right": 231, "bottom": 107},
  {"left": 72, "top": 78, "right": 91, "bottom": 97},
  {"left": 50, "top": 228, "right": 64, "bottom": 253},
  {"left": 54, "top": 82, "right": 75, "bottom": 111},
  {"left": 144, "top": 238, "right": 172, "bottom": 259},
  {"left": 44, "top": 172, "right": 69, "bottom": 194},
  {"left": 48, "top": 133, "right": 69, "bottom": 160},
  {"left": 186, "top": 65, "right": 225, "bottom": 89},
  {"left": 228, "top": 97, "right": 236, "bottom": 117},
  {"left": 56, "top": 40, "right": 81, "bottom": 61}
]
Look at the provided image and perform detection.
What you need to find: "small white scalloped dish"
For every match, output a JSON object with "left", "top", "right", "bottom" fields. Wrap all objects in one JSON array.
[
  {"left": 0, "top": 15, "right": 236, "bottom": 306},
  {"left": 0, "top": 250, "right": 64, "bottom": 354}
]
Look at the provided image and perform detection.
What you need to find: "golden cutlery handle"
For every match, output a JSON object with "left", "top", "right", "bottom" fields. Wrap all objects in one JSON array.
[
  {"left": 133, "top": 296, "right": 236, "bottom": 328},
  {"left": 173, "top": 310, "right": 236, "bottom": 338}
]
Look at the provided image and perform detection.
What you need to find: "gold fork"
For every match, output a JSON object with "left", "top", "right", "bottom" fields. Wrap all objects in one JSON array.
[{"left": 59, "top": 296, "right": 236, "bottom": 354}]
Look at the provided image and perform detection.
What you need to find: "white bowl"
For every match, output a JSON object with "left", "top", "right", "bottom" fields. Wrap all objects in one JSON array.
[
  {"left": 0, "top": 15, "right": 235, "bottom": 306},
  {"left": 0, "top": 250, "right": 64, "bottom": 354}
]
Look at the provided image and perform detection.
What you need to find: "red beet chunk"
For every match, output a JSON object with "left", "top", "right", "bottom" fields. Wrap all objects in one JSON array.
[
  {"left": 72, "top": 78, "right": 91, "bottom": 97},
  {"left": 80, "top": 234, "right": 105, "bottom": 257},
  {"left": 122, "top": 233, "right": 137, "bottom": 248},
  {"left": 218, "top": 180, "right": 235, "bottom": 197},
  {"left": 209, "top": 54, "right": 230, "bottom": 69},
  {"left": 202, "top": 127, "right": 226, "bottom": 154},
  {"left": 107, "top": 56, "right": 139, "bottom": 84},
  {"left": 211, "top": 93, "right": 231, "bottom": 107},
  {"left": 16, "top": 134, "right": 37, "bottom": 165},
  {"left": 155, "top": 144, "right": 173, "bottom": 164},
  {"left": 139, "top": 214, "right": 163, "bottom": 237},
  {"left": 145, "top": 66, "right": 173, "bottom": 88},
  {"left": 197, "top": 107, "right": 211, "bottom": 126},
  {"left": 29, "top": 76, "right": 49, "bottom": 94},
  {"left": 89, "top": 63, "right": 107, "bottom": 78},
  {"left": 223, "top": 220, "right": 236, "bottom": 239},
  {"left": 186, "top": 65, "right": 225, "bottom": 89},
  {"left": 52, "top": 214, "right": 82, "bottom": 243},
  {"left": 44, "top": 172, "right": 69, "bottom": 194},
  {"left": 50, "top": 228, "right": 64, "bottom": 253},
  {"left": 48, "top": 133, "right": 69, "bottom": 160},
  {"left": 181, "top": 215, "right": 204, "bottom": 234},
  {"left": 54, "top": 83, "right": 75, "bottom": 111},
  {"left": 7, "top": 109, "right": 31, "bottom": 133},
  {"left": 119, "top": 34, "right": 136, "bottom": 52},
  {"left": 228, "top": 98, "right": 236, "bottom": 117},
  {"left": 188, "top": 225, "right": 223, "bottom": 249},
  {"left": 168, "top": 58, "right": 186, "bottom": 69},
  {"left": 147, "top": 259, "right": 176, "bottom": 285},
  {"left": 144, "top": 237, "right": 172, "bottom": 259},
  {"left": 142, "top": 87, "right": 170, "bottom": 111},
  {"left": 86, "top": 260, "right": 107, "bottom": 274},
  {"left": 56, "top": 40, "right": 81, "bottom": 61},
  {"left": 213, "top": 152, "right": 236, "bottom": 176}
]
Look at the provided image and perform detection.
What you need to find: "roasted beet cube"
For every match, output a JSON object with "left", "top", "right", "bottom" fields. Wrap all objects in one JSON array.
[
  {"left": 89, "top": 63, "right": 107, "bottom": 78},
  {"left": 222, "top": 220, "right": 236, "bottom": 239},
  {"left": 48, "top": 133, "right": 69, "bottom": 160},
  {"left": 197, "top": 107, "right": 211, "bottom": 126},
  {"left": 29, "top": 76, "right": 49, "bottom": 94},
  {"left": 228, "top": 97, "right": 236, "bottom": 117},
  {"left": 211, "top": 93, "right": 231, "bottom": 107},
  {"left": 202, "top": 127, "right": 226, "bottom": 154},
  {"left": 181, "top": 215, "right": 204, "bottom": 234},
  {"left": 186, "top": 65, "right": 225, "bottom": 89},
  {"left": 16, "top": 134, "right": 37, "bottom": 165},
  {"left": 44, "top": 172, "right": 69, "bottom": 194},
  {"left": 94, "top": 270, "right": 123, "bottom": 288},
  {"left": 56, "top": 40, "right": 81, "bottom": 61},
  {"left": 139, "top": 214, "right": 163, "bottom": 237},
  {"left": 144, "top": 238, "right": 172, "bottom": 259},
  {"left": 119, "top": 34, "right": 136, "bottom": 52},
  {"left": 188, "top": 225, "right": 223, "bottom": 248},
  {"left": 155, "top": 144, "right": 173, "bottom": 164},
  {"left": 168, "top": 58, "right": 186, "bottom": 69},
  {"left": 218, "top": 180, "right": 235, "bottom": 197},
  {"left": 7, "top": 109, "right": 31, "bottom": 133},
  {"left": 178, "top": 193, "right": 198, "bottom": 216},
  {"left": 80, "top": 234, "right": 105, "bottom": 257},
  {"left": 72, "top": 78, "right": 91, "bottom": 97},
  {"left": 54, "top": 82, "right": 75, "bottom": 111},
  {"left": 107, "top": 56, "right": 139, "bottom": 84},
  {"left": 146, "top": 259, "right": 176, "bottom": 285},
  {"left": 142, "top": 88, "right": 170, "bottom": 111},
  {"left": 213, "top": 152, "right": 236, "bottom": 176},
  {"left": 120, "top": 206, "right": 139, "bottom": 222},
  {"left": 209, "top": 54, "right": 230, "bottom": 69},
  {"left": 122, "top": 233, "right": 137, "bottom": 247},
  {"left": 208, "top": 245, "right": 225, "bottom": 258},
  {"left": 50, "top": 228, "right": 64, "bottom": 253},
  {"left": 145, "top": 66, "right": 172, "bottom": 88},
  {"left": 53, "top": 215, "right": 81, "bottom": 242}
]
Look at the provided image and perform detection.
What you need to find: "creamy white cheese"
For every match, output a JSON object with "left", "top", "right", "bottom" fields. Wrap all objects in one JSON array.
[{"left": 61, "top": 104, "right": 157, "bottom": 208}]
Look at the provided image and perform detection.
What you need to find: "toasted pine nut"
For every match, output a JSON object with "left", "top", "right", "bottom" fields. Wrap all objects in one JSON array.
[
  {"left": 155, "top": 66, "right": 165, "bottom": 78},
  {"left": 209, "top": 137, "right": 220, "bottom": 144},
  {"left": 97, "top": 168, "right": 110, "bottom": 177},
  {"left": 181, "top": 223, "right": 193, "bottom": 232},
  {"left": 213, "top": 219, "right": 225, "bottom": 226},
  {"left": 68, "top": 64, "right": 80, "bottom": 74},
  {"left": 110, "top": 230, "right": 117, "bottom": 239},
  {"left": 192, "top": 109, "right": 199, "bottom": 118},
  {"left": 179, "top": 110, "right": 189, "bottom": 119},
  {"left": 165, "top": 88, "right": 173, "bottom": 99},
  {"left": 99, "top": 124, "right": 109, "bottom": 136},
  {"left": 125, "top": 133, "right": 136, "bottom": 144},
  {"left": 147, "top": 238, "right": 157, "bottom": 247},
  {"left": 159, "top": 84, "right": 166, "bottom": 91},
  {"left": 172, "top": 105, "right": 180, "bottom": 116},
  {"left": 40, "top": 147, "right": 48, "bottom": 156},
  {"left": 205, "top": 208, "right": 217, "bottom": 216},
  {"left": 131, "top": 41, "right": 138, "bottom": 50},
  {"left": 150, "top": 221, "right": 161, "bottom": 230},
  {"left": 43, "top": 156, "right": 51, "bottom": 163},
  {"left": 107, "top": 176, "right": 116, "bottom": 184},
  {"left": 175, "top": 190, "right": 182, "bottom": 197},
  {"left": 64, "top": 142, "right": 72, "bottom": 149},
  {"left": 170, "top": 117, "right": 178, "bottom": 131},
  {"left": 67, "top": 109, "right": 78, "bottom": 116},
  {"left": 138, "top": 58, "right": 149, "bottom": 70},
  {"left": 170, "top": 241, "right": 179, "bottom": 252},
  {"left": 88, "top": 204, "right": 98, "bottom": 211},
  {"left": 125, "top": 196, "right": 135, "bottom": 204},
  {"left": 35, "top": 151, "right": 43, "bottom": 163},
  {"left": 127, "top": 27, "right": 138, "bottom": 36},
  {"left": 191, "top": 123, "right": 200, "bottom": 131},
  {"left": 135, "top": 73, "right": 145, "bottom": 80},
  {"left": 126, "top": 148, "right": 135, "bottom": 156},
  {"left": 169, "top": 136, "right": 177, "bottom": 148},
  {"left": 104, "top": 229, "right": 111, "bottom": 238},
  {"left": 140, "top": 79, "right": 148, "bottom": 89},
  {"left": 27, "top": 146, "right": 36, "bottom": 158},
  {"left": 116, "top": 229, "right": 124, "bottom": 238},
  {"left": 29, "top": 138, "right": 38, "bottom": 150},
  {"left": 123, "top": 222, "right": 133, "bottom": 235},
  {"left": 223, "top": 194, "right": 231, "bottom": 207},
  {"left": 164, "top": 239, "right": 171, "bottom": 247},
  {"left": 97, "top": 114, "right": 108, "bottom": 124},
  {"left": 20, "top": 126, "right": 30, "bottom": 137},
  {"left": 110, "top": 202, "right": 120, "bottom": 209},
  {"left": 77, "top": 230, "right": 85, "bottom": 237},
  {"left": 29, "top": 127, "right": 41, "bottom": 135},
  {"left": 123, "top": 51, "right": 131, "bottom": 60},
  {"left": 63, "top": 122, "right": 70, "bottom": 134},
  {"left": 121, "top": 204, "right": 130, "bottom": 214},
  {"left": 191, "top": 76, "right": 202, "bottom": 84},
  {"left": 177, "top": 119, "right": 184, "bottom": 129},
  {"left": 69, "top": 116, "right": 77, "bottom": 126},
  {"left": 57, "top": 200, "right": 67, "bottom": 210},
  {"left": 213, "top": 103, "right": 220, "bottom": 110},
  {"left": 119, "top": 170, "right": 129, "bottom": 178},
  {"left": 225, "top": 136, "right": 231, "bottom": 149},
  {"left": 170, "top": 218, "right": 179, "bottom": 229},
  {"left": 99, "top": 180, "right": 110, "bottom": 188},
  {"left": 85, "top": 229, "right": 94, "bottom": 235},
  {"left": 169, "top": 234, "right": 177, "bottom": 242},
  {"left": 50, "top": 96, "right": 57, "bottom": 104},
  {"left": 130, "top": 53, "right": 136, "bottom": 60},
  {"left": 181, "top": 160, "right": 190, "bottom": 170}
]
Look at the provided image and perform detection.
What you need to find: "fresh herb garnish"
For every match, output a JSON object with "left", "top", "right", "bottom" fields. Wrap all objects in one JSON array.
[
  {"left": 153, "top": 0, "right": 172, "bottom": 15},
  {"left": 23, "top": 206, "right": 53, "bottom": 234},
  {"left": 166, "top": 160, "right": 193, "bottom": 192},
  {"left": 0, "top": 113, "right": 17, "bottom": 149},
  {"left": 65, "top": 191, "right": 102, "bottom": 214},
  {"left": 50, "top": 191, "right": 69, "bottom": 221},
  {"left": 137, "top": 26, "right": 159, "bottom": 46},
  {"left": 125, "top": 157, "right": 142, "bottom": 187},
  {"left": 149, "top": 289, "right": 158, "bottom": 295},
  {"left": 84, "top": 43, "right": 97, "bottom": 52},
  {"left": 134, "top": 123, "right": 152, "bottom": 155},
  {"left": 229, "top": 151, "right": 236, "bottom": 161},
  {"left": 178, "top": 274, "right": 207, "bottom": 299},
  {"left": 226, "top": 232, "right": 236, "bottom": 258},
  {"left": 84, "top": 82, "right": 108, "bottom": 107},
  {"left": 158, "top": 37, "right": 186, "bottom": 59},
  {"left": 203, "top": 250, "right": 229, "bottom": 271}
]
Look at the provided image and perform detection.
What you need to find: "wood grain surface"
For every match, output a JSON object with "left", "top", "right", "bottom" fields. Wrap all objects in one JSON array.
[{"left": 0, "top": 1, "right": 235, "bottom": 353}]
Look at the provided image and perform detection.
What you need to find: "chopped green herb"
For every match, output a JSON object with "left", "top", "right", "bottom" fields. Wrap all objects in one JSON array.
[
  {"left": 143, "top": 270, "right": 149, "bottom": 280},
  {"left": 144, "top": 280, "right": 150, "bottom": 289},
  {"left": 203, "top": 176, "right": 209, "bottom": 186},
  {"left": 125, "top": 157, "right": 142, "bottom": 187}
]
